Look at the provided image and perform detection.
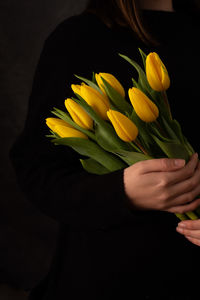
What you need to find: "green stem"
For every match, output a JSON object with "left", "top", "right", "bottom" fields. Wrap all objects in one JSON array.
[
  {"left": 129, "top": 141, "right": 142, "bottom": 153},
  {"left": 185, "top": 211, "right": 199, "bottom": 220},
  {"left": 162, "top": 91, "right": 172, "bottom": 120},
  {"left": 135, "top": 138, "right": 148, "bottom": 155},
  {"left": 175, "top": 213, "right": 189, "bottom": 221},
  {"left": 154, "top": 120, "right": 168, "bottom": 138}
]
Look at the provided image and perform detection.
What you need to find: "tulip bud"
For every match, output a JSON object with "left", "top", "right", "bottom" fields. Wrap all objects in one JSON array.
[
  {"left": 71, "top": 83, "right": 110, "bottom": 120},
  {"left": 128, "top": 87, "right": 159, "bottom": 122},
  {"left": 146, "top": 52, "right": 170, "bottom": 91},
  {"left": 71, "top": 83, "right": 85, "bottom": 95},
  {"left": 65, "top": 98, "right": 93, "bottom": 130},
  {"left": 95, "top": 73, "right": 125, "bottom": 98},
  {"left": 46, "top": 117, "right": 74, "bottom": 132},
  {"left": 54, "top": 125, "right": 88, "bottom": 139},
  {"left": 107, "top": 109, "right": 138, "bottom": 142}
]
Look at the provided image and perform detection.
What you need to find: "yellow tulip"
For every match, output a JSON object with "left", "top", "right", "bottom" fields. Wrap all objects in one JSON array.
[
  {"left": 46, "top": 117, "right": 74, "bottom": 132},
  {"left": 71, "top": 83, "right": 84, "bottom": 95},
  {"left": 71, "top": 83, "right": 110, "bottom": 120},
  {"left": 54, "top": 125, "right": 88, "bottom": 139},
  {"left": 65, "top": 98, "right": 93, "bottom": 130},
  {"left": 107, "top": 109, "right": 138, "bottom": 142},
  {"left": 146, "top": 52, "right": 170, "bottom": 91},
  {"left": 95, "top": 73, "right": 125, "bottom": 98},
  {"left": 128, "top": 87, "right": 159, "bottom": 122}
]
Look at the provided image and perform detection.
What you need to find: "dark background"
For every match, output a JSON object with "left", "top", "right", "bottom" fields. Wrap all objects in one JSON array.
[{"left": 0, "top": 0, "right": 87, "bottom": 296}]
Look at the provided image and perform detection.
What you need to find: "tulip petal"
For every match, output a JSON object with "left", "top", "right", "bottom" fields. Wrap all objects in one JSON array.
[
  {"left": 80, "top": 85, "right": 110, "bottom": 120},
  {"left": 54, "top": 125, "right": 88, "bottom": 139},
  {"left": 96, "top": 73, "right": 125, "bottom": 98},
  {"left": 65, "top": 98, "right": 93, "bottom": 130},
  {"left": 161, "top": 65, "right": 170, "bottom": 90},
  {"left": 146, "top": 52, "right": 170, "bottom": 92},
  {"left": 46, "top": 117, "right": 74, "bottom": 132},
  {"left": 71, "top": 84, "right": 82, "bottom": 95},
  {"left": 107, "top": 110, "right": 138, "bottom": 142},
  {"left": 129, "top": 88, "right": 159, "bottom": 122},
  {"left": 146, "top": 54, "right": 163, "bottom": 91}
]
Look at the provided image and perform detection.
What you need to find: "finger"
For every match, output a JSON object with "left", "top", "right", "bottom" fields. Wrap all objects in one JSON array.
[
  {"left": 162, "top": 153, "right": 199, "bottom": 186},
  {"left": 184, "top": 236, "right": 200, "bottom": 247},
  {"left": 140, "top": 157, "right": 186, "bottom": 174},
  {"left": 167, "top": 180, "right": 200, "bottom": 207},
  {"left": 176, "top": 227, "right": 200, "bottom": 239},
  {"left": 178, "top": 219, "right": 200, "bottom": 230},
  {"left": 167, "top": 161, "right": 200, "bottom": 198},
  {"left": 166, "top": 198, "right": 200, "bottom": 214}
]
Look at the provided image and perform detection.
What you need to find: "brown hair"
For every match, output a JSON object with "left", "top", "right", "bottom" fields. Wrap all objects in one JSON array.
[
  {"left": 84, "top": 0, "right": 157, "bottom": 46},
  {"left": 85, "top": 0, "right": 200, "bottom": 46}
]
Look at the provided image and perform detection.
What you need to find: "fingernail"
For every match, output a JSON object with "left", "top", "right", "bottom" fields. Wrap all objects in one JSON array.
[
  {"left": 174, "top": 159, "right": 185, "bottom": 167},
  {"left": 176, "top": 227, "right": 183, "bottom": 232},
  {"left": 178, "top": 222, "right": 186, "bottom": 228},
  {"left": 192, "top": 153, "right": 198, "bottom": 160}
]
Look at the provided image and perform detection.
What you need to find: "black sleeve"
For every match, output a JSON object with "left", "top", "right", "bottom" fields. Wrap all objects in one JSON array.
[{"left": 9, "top": 22, "right": 149, "bottom": 231}]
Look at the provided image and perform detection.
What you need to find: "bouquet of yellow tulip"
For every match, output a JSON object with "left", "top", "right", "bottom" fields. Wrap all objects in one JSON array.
[{"left": 46, "top": 49, "right": 200, "bottom": 221}]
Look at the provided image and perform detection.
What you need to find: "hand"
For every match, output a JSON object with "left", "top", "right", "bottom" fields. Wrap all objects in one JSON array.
[
  {"left": 123, "top": 153, "right": 200, "bottom": 213},
  {"left": 176, "top": 219, "right": 200, "bottom": 247}
]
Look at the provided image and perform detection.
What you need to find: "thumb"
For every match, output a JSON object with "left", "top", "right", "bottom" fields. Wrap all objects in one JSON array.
[{"left": 141, "top": 157, "right": 186, "bottom": 173}]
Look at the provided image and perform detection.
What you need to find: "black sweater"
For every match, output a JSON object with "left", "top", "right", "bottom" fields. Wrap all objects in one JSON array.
[{"left": 10, "top": 9, "right": 200, "bottom": 300}]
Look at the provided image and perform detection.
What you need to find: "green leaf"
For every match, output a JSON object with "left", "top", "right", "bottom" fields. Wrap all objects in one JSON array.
[
  {"left": 131, "top": 78, "right": 140, "bottom": 88},
  {"left": 161, "top": 117, "right": 195, "bottom": 155},
  {"left": 129, "top": 110, "right": 153, "bottom": 151},
  {"left": 52, "top": 137, "right": 127, "bottom": 171},
  {"left": 149, "top": 122, "right": 172, "bottom": 142},
  {"left": 80, "top": 158, "right": 111, "bottom": 175},
  {"left": 92, "top": 72, "right": 97, "bottom": 84},
  {"left": 114, "top": 149, "right": 152, "bottom": 166},
  {"left": 151, "top": 134, "right": 190, "bottom": 161},
  {"left": 182, "top": 135, "right": 195, "bottom": 156},
  {"left": 138, "top": 48, "right": 147, "bottom": 70},
  {"left": 118, "top": 53, "right": 150, "bottom": 94},
  {"left": 100, "top": 76, "right": 132, "bottom": 115},
  {"left": 169, "top": 119, "right": 186, "bottom": 143},
  {"left": 161, "top": 116, "right": 180, "bottom": 141},
  {"left": 46, "top": 134, "right": 57, "bottom": 138}
]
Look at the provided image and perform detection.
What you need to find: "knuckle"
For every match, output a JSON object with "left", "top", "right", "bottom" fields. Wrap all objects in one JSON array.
[
  {"left": 160, "top": 191, "right": 170, "bottom": 202},
  {"left": 158, "top": 177, "right": 168, "bottom": 188},
  {"left": 134, "top": 161, "right": 144, "bottom": 172},
  {"left": 157, "top": 175, "right": 171, "bottom": 189},
  {"left": 158, "top": 192, "right": 166, "bottom": 203},
  {"left": 184, "top": 222, "right": 192, "bottom": 229},
  {"left": 160, "top": 158, "right": 169, "bottom": 170}
]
